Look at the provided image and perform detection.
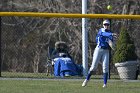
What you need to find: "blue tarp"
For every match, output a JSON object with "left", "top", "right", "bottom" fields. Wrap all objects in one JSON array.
[{"left": 53, "top": 57, "right": 82, "bottom": 77}]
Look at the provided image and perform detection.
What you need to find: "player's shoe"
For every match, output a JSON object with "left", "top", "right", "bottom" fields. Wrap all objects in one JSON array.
[
  {"left": 82, "top": 79, "right": 88, "bottom": 87},
  {"left": 102, "top": 84, "right": 107, "bottom": 88}
]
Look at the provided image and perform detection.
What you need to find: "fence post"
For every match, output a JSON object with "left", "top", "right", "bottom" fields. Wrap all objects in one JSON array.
[
  {"left": 0, "top": 16, "right": 1, "bottom": 77},
  {"left": 108, "top": 19, "right": 112, "bottom": 79}
]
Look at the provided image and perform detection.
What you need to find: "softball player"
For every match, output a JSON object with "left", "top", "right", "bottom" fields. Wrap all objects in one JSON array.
[{"left": 82, "top": 19, "right": 116, "bottom": 88}]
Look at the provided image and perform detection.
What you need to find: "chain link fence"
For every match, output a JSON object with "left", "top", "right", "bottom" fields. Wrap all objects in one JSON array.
[
  {"left": 0, "top": 0, "right": 140, "bottom": 79},
  {"left": 0, "top": 15, "right": 140, "bottom": 79}
]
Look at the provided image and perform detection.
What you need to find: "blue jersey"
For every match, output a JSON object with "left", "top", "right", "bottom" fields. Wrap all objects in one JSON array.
[{"left": 96, "top": 28, "right": 113, "bottom": 49}]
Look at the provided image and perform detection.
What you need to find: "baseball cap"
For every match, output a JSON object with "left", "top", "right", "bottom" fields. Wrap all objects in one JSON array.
[{"left": 103, "top": 20, "right": 110, "bottom": 25}]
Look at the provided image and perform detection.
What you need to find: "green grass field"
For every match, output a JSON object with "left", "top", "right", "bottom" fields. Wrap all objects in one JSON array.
[
  {"left": 0, "top": 79, "right": 140, "bottom": 93},
  {"left": 1, "top": 72, "right": 122, "bottom": 79}
]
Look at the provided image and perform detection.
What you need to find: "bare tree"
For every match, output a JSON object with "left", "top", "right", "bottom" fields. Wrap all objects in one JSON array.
[{"left": 1, "top": 0, "right": 140, "bottom": 74}]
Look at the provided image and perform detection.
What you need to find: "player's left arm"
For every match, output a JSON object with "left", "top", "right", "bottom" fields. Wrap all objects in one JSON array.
[
  {"left": 108, "top": 39, "right": 115, "bottom": 50},
  {"left": 102, "top": 31, "right": 118, "bottom": 50},
  {"left": 108, "top": 33, "right": 116, "bottom": 50}
]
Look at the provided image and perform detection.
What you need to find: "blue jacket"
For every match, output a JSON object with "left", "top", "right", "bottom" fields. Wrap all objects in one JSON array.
[{"left": 54, "top": 57, "right": 80, "bottom": 77}]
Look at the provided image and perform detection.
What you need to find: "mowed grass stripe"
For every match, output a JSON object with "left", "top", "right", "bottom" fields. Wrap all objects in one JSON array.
[{"left": 0, "top": 79, "right": 140, "bottom": 93}]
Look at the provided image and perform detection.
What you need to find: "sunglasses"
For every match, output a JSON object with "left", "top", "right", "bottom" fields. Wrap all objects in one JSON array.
[{"left": 104, "top": 24, "right": 110, "bottom": 26}]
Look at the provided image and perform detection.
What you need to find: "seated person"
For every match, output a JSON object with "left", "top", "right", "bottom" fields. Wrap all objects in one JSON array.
[
  {"left": 49, "top": 41, "right": 82, "bottom": 77},
  {"left": 51, "top": 41, "right": 72, "bottom": 59},
  {"left": 53, "top": 53, "right": 79, "bottom": 77}
]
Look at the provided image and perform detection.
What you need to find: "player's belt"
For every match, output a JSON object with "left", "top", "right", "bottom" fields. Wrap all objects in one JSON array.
[{"left": 99, "top": 46, "right": 109, "bottom": 49}]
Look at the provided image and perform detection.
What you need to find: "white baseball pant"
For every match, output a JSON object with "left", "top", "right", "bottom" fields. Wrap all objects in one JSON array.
[{"left": 89, "top": 46, "right": 109, "bottom": 73}]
